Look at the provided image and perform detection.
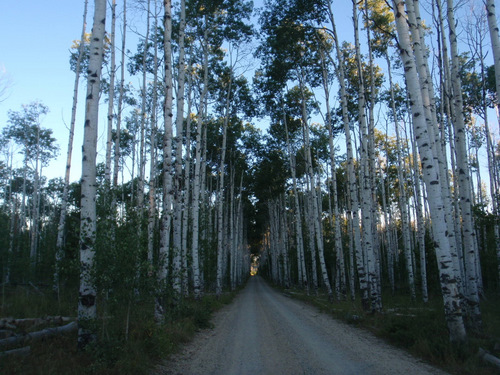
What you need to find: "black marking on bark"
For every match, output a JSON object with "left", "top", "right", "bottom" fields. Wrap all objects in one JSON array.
[
  {"left": 80, "top": 293, "right": 96, "bottom": 307},
  {"left": 430, "top": 180, "right": 439, "bottom": 185}
]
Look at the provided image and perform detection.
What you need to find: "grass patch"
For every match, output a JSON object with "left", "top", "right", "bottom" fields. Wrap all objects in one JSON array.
[
  {"left": 0, "top": 285, "right": 238, "bottom": 375},
  {"left": 278, "top": 285, "right": 500, "bottom": 375}
]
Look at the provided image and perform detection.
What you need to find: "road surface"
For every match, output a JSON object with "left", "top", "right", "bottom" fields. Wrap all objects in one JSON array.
[{"left": 155, "top": 276, "right": 448, "bottom": 375}]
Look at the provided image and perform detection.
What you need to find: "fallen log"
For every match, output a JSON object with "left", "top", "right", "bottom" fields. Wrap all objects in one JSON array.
[
  {"left": 0, "top": 329, "right": 15, "bottom": 339},
  {"left": 479, "top": 348, "right": 500, "bottom": 370},
  {"left": 0, "top": 346, "right": 30, "bottom": 358},
  {"left": 0, "top": 316, "right": 75, "bottom": 329},
  {"left": 0, "top": 321, "right": 77, "bottom": 351}
]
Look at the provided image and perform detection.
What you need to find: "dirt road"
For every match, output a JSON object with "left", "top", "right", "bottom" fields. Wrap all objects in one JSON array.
[{"left": 155, "top": 276, "right": 448, "bottom": 375}]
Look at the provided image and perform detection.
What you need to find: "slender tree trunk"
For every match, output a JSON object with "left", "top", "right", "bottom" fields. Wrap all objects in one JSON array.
[
  {"left": 105, "top": 0, "right": 116, "bottom": 185},
  {"left": 137, "top": 0, "right": 150, "bottom": 217},
  {"left": 156, "top": 0, "right": 174, "bottom": 322},
  {"left": 319, "top": 46, "right": 345, "bottom": 299},
  {"left": 190, "top": 25, "right": 210, "bottom": 299},
  {"left": 147, "top": 0, "right": 159, "bottom": 265},
  {"left": 283, "top": 104, "right": 307, "bottom": 290},
  {"left": 112, "top": 0, "right": 126, "bottom": 196},
  {"left": 392, "top": 0, "right": 466, "bottom": 342},
  {"left": 328, "top": 3, "right": 366, "bottom": 305},
  {"left": 54, "top": 0, "right": 88, "bottom": 292},
  {"left": 446, "top": 0, "right": 482, "bottom": 330},
  {"left": 352, "top": 0, "right": 376, "bottom": 311},
  {"left": 30, "top": 125, "right": 40, "bottom": 266},
  {"left": 486, "top": 0, "right": 500, "bottom": 101},
  {"left": 171, "top": 0, "right": 187, "bottom": 297},
  {"left": 78, "top": 0, "right": 106, "bottom": 349}
]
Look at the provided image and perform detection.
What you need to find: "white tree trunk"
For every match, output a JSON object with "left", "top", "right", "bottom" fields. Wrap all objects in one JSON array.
[
  {"left": 157, "top": 0, "right": 174, "bottom": 322},
  {"left": 392, "top": 0, "right": 466, "bottom": 342},
  {"left": 446, "top": 0, "right": 482, "bottom": 329},
  {"left": 327, "top": 3, "right": 366, "bottom": 305},
  {"left": 190, "top": 26, "right": 210, "bottom": 299},
  {"left": 148, "top": 0, "right": 159, "bottom": 265},
  {"left": 283, "top": 106, "right": 307, "bottom": 290},
  {"left": 54, "top": 0, "right": 88, "bottom": 292},
  {"left": 171, "top": 0, "right": 187, "bottom": 297},
  {"left": 104, "top": 0, "right": 116, "bottom": 185},
  {"left": 78, "top": 0, "right": 106, "bottom": 349},
  {"left": 486, "top": 0, "right": 500, "bottom": 102}
]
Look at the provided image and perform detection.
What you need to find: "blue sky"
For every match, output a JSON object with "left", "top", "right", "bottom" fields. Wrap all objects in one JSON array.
[
  {"left": 0, "top": 1, "right": 88, "bottom": 181},
  {"left": 0, "top": 0, "right": 364, "bottom": 184}
]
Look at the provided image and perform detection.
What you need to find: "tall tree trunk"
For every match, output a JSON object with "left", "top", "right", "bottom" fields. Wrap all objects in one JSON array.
[
  {"left": 171, "top": 0, "right": 187, "bottom": 297},
  {"left": 147, "top": 0, "right": 159, "bottom": 265},
  {"left": 352, "top": 0, "right": 377, "bottom": 311},
  {"left": 216, "top": 68, "right": 233, "bottom": 297},
  {"left": 137, "top": 0, "right": 150, "bottom": 217},
  {"left": 392, "top": 0, "right": 466, "bottom": 342},
  {"left": 327, "top": 3, "right": 366, "bottom": 305},
  {"left": 54, "top": 0, "right": 88, "bottom": 293},
  {"left": 446, "top": 0, "right": 482, "bottom": 330},
  {"left": 319, "top": 46, "right": 345, "bottom": 299},
  {"left": 78, "top": 0, "right": 106, "bottom": 349},
  {"left": 479, "top": 8, "right": 500, "bottom": 281},
  {"left": 105, "top": 0, "right": 116, "bottom": 185},
  {"left": 283, "top": 103, "right": 307, "bottom": 290},
  {"left": 190, "top": 25, "right": 210, "bottom": 300},
  {"left": 156, "top": 0, "right": 174, "bottom": 322},
  {"left": 486, "top": 0, "right": 500, "bottom": 102}
]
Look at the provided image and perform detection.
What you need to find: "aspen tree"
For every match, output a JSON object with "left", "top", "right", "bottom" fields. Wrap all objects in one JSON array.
[
  {"left": 157, "top": 0, "right": 174, "bottom": 321},
  {"left": 485, "top": 0, "right": 500, "bottom": 286},
  {"left": 104, "top": 0, "right": 116, "bottom": 185},
  {"left": 190, "top": 25, "right": 210, "bottom": 300},
  {"left": 391, "top": 0, "right": 466, "bottom": 342},
  {"left": 410, "top": 0, "right": 464, "bottom": 296},
  {"left": 325, "top": 3, "right": 366, "bottom": 304},
  {"left": 446, "top": 0, "right": 482, "bottom": 330},
  {"left": 148, "top": 0, "right": 159, "bottom": 264},
  {"left": 54, "top": 0, "right": 88, "bottom": 293},
  {"left": 113, "top": 0, "right": 126, "bottom": 192},
  {"left": 215, "top": 97, "right": 229, "bottom": 297},
  {"left": 283, "top": 104, "right": 308, "bottom": 290},
  {"left": 172, "top": 0, "right": 187, "bottom": 297},
  {"left": 298, "top": 74, "right": 333, "bottom": 298},
  {"left": 78, "top": 0, "right": 106, "bottom": 349},
  {"left": 486, "top": 0, "right": 500, "bottom": 100},
  {"left": 318, "top": 42, "right": 346, "bottom": 298},
  {"left": 137, "top": 0, "right": 150, "bottom": 215}
]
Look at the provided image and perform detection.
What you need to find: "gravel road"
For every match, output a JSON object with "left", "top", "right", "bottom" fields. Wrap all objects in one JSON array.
[{"left": 155, "top": 276, "right": 448, "bottom": 375}]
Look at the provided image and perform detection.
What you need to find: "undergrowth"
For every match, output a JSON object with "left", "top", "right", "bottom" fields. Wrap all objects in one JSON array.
[
  {"left": 281, "top": 286, "right": 500, "bottom": 375},
  {"left": 0, "top": 285, "right": 237, "bottom": 375}
]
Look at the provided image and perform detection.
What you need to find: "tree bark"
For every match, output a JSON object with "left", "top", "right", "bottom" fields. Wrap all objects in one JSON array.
[
  {"left": 78, "top": 0, "right": 106, "bottom": 350},
  {"left": 54, "top": 0, "right": 88, "bottom": 293},
  {"left": 391, "top": 0, "right": 466, "bottom": 342}
]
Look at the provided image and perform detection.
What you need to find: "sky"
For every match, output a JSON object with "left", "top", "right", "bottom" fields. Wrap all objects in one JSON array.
[
  {"left": 0, "top": 0, "right": 355, "bottom": 184},
  {"left": 4, "top": 1, "right": 487, "bottom": 189},
  {"left": 0, "top": 1, "right": 90, "bottom": 182}
]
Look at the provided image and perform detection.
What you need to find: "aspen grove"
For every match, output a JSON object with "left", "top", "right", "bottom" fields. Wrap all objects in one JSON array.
[{"left": 1, "top": 0, "right": 500, "bottom": 348}]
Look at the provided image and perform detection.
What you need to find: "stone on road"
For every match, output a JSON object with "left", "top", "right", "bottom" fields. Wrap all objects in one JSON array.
[{"left": 155, "top": 276, "right": 447, "bottom": 375}]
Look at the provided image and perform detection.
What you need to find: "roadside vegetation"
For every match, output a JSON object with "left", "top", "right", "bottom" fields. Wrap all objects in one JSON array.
[
  {"left": 0, "top": 285, "right": 237, "bottom": 375},
  {"left": 274, "top": 283, "right": 500, "bottom": 375}
]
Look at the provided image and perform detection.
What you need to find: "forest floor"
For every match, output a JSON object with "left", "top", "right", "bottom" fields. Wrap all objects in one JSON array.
[{"left": 154, "top": 276, "right": 450, "bottom": 375}]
